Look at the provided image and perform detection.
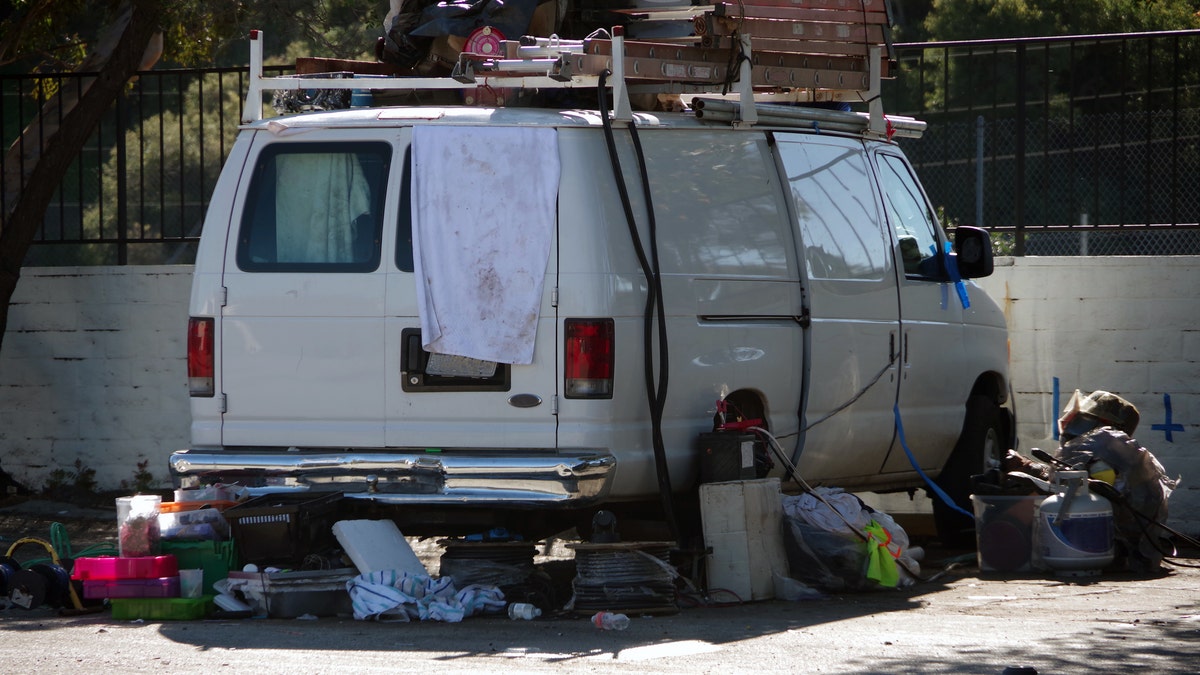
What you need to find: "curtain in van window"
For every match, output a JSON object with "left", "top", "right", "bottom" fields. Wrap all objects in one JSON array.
[{"left": 274, "top": 152, "right": 371, "bottom": 263}]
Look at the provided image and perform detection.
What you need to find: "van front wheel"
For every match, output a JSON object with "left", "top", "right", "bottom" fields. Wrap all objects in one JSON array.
[{"left": 932, "top": 395, "right": 1007, "bottom": 547}]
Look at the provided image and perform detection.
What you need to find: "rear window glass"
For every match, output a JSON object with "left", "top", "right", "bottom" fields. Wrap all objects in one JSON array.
[{"left": 237, "top": 142, "right": 392, "bottom": 272}]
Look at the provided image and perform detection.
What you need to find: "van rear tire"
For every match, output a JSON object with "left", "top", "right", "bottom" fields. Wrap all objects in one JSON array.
[{"left": 933, "top": 395, "right": 1007, "bottom": 547}]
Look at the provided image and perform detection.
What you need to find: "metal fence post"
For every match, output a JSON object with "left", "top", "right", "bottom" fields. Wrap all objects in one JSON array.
[
  {"left": 115, "top": 88, "right": 128, "bottom": 265},
  {"left": 976, "top": 115, "right": 985, "bottom": 228},
  {"left": 1014, "top": 43, "right": 1026, "bottom": 256}
]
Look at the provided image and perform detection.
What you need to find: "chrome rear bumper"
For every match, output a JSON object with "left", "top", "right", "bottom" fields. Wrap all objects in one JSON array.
[{"left": 169, "top": 448, "right": 616, "bottom": 506}]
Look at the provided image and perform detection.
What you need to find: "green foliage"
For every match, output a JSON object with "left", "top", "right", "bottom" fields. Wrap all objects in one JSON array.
[
  {"left": 991, "top": 232, "right": 1016, "bottom": 256},
  {"left": 76, "top": 70, "right": 245, "bottom": 264},
  {"left": 41, "top": 458, "right": 98, "bottom": 503},
  {"left": 0, "top": 0, "right": 94, "bottom": 69},
  {"left": 924, "top": 0, "right": 1200, "bottom": 40},
  {"left": 120, "top": 458, "right": 156, "bottom": 492},
  {"left": 908, "top": 0, "right": 1200, "bottom": 119},
  {"left": 1, "top": 0, "right": 382, "bottom": 72}
]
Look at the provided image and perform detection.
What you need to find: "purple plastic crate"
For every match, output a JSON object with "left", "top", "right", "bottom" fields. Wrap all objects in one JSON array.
[{"left": 83, "top": 576, "right": 181, "bottom": 599}]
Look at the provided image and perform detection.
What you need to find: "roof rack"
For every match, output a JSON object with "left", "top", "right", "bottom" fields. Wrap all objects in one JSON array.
[{"left": 242, "top": 1, "right": 916, "bottom": 138}]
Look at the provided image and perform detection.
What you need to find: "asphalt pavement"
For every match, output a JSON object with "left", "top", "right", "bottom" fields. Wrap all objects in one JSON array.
[{"left": 2, "top": 499, "right": 1198, "bottom": 674}]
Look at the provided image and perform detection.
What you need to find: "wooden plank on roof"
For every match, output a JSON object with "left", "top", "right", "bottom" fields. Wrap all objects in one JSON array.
[
  {"left": 709, "top": 2, "right": 888, "bottom": 23},
  {"left": 699, "top": 0, "right": 888, "bottom": 9},
  {"left": 699, "top": 16, "right": 888, "bottom": 44},
  {"left": 296, "top": 57, "right": 402, "bottom": 76},
  {"left": 697, "top": 35, "right": 893, "bottom": 75}
]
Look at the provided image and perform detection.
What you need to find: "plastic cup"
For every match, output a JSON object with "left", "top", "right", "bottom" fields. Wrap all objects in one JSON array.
[{"left": 179, "top": 568, "right": 204, "bottom": 599}]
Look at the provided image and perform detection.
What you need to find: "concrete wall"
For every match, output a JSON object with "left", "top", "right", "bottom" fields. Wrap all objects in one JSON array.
[
  {"left": 0, "top": 267, "right": 192, "bottom": 494},
  {"left": 974, "top": 257, "right": 1200, "bottom": 535},
  {"left": 0, "top": 259, "right": 1196, "bottom": 534}
]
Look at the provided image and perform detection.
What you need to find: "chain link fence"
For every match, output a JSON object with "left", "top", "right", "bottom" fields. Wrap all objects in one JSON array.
[
  {"left": 896, "top": 109, "right": 1200, "bottom": 255},
  {"left": 887, "top": 30, "right": 1200, "bottom": 255}
]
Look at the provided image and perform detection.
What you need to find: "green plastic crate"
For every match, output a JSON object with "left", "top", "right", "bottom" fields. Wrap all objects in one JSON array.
[
  {"left": 110, "top": 596, "right": 214, "bottom": 621},
  {"left": 161, "top": 539, "right": 238, "bottom": 595}
]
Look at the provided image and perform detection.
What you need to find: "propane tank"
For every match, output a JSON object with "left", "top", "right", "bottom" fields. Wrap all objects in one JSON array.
[{"left": 1034, "top": 470, "right": 1114, "bottom": 577}]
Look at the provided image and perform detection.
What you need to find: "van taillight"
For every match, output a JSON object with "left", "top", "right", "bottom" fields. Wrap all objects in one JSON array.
[
  {"left": 565, "top": 318, "right": 614, "bottom": 399},
  {"left": 188, "top": 317, "right": 215, "bottom": 397}
]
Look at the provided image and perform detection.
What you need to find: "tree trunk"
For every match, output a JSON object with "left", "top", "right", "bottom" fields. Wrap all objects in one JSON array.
[{"left": 0, "top": 0, "right": 163, "bottom": 352}]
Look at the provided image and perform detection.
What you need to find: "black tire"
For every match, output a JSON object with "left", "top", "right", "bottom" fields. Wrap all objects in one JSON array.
[{"left": 933, "top": 395, "right": 1008, "bottom": 548}]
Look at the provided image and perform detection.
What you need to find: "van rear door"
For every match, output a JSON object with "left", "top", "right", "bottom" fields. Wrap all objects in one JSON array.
[
  {"left": 219, "top": 132, "right": 394, "bottom": 448},
  {"left": 383, "top": 128, "right": 560, "bottom": 451}
]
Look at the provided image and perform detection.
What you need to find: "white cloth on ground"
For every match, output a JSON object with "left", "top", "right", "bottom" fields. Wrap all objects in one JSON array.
[
  {"left": 411, "top": 125, "right": 559, "bottom": 365},
  {"left": 346, "top": 569, "right": 506, "bottom": 622},
  {"left": 783, "top": 487, "right": 872, "bottom": 534}
]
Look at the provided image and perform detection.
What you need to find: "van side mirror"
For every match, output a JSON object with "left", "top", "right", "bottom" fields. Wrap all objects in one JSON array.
[{"left": 954, "top": 226, "right": 994, "bottom": 279}]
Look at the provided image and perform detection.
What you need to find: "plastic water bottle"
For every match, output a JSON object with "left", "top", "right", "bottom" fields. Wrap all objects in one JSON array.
[
  {"left": 591, "top": 611, "right": 630, "bottom": 630},
  {"left": 507, "top": 603, "right": 541, "bottom": 620}
]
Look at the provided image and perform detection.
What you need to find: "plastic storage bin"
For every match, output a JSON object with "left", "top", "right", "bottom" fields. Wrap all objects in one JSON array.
[
  {"left": 226, "top": 568, "right": 356, "bottom": 618},
  {"left": 109, "top": 596, "right": 214, "bottom": 621},
  {"left": 161, "top": 500, "right": 239, "bottom": 513},
  {"left": 71, "top": 555, "right": 179, "bottom": 581},
  {"left": 159, "top": 507, "right": 230, "bottom": 541},
  {"left": 971, "top": 494, "right": 1045, "bottom": 573},
  {"left": 161, "top": 540, "right": 238, "bottom": 596},
  {"left": 83, "top": 576, "right": 180, "bottom": 600},
  {"left": 224, "top": 492, "right": 343, "bottom": 566}
]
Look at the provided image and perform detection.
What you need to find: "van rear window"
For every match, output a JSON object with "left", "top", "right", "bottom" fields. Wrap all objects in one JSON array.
[{"left": 237, "top": 142, "right": 392, "bottom": 272}]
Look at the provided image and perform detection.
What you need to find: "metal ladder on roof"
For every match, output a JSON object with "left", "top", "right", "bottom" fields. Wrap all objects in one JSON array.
[{"left": 240, "top": 0, "right": 921, "bottom": 138}]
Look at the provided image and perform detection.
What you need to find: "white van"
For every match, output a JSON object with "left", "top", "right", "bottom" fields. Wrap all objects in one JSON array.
[{"left": 171, "top": 35, "right": 1010, "bottom": 542}]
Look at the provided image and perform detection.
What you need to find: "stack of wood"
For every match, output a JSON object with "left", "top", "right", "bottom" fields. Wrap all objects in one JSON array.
[
  {"left": 476, "top": 0, "right": 894, "bottom": 95},
  {"left": 297, "top": 0, "right": 894, "bottom": 98}
]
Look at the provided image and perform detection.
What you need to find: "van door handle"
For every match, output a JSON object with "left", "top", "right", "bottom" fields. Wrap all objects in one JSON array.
[{"left": 889, "top": 332, "right": 896, "bottom": 363}]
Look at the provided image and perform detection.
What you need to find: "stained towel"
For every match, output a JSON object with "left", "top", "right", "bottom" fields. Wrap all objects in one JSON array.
[
  {"left": 411, "top": 125, "right": 559, "bottom": 365},
  {"left": 346, "top": 569, "right": 506, "bottom": 622}
]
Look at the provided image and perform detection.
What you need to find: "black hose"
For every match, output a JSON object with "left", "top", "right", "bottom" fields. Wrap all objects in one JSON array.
[
  {"left": 597, "top": 72, "right": 678, "bottom": 542},
  {"left": 626, "top": 124, "right": 672, "bottom": 485}
]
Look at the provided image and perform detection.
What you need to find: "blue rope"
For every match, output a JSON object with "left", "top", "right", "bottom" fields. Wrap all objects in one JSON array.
[{"left": 894, "top": 403, "right": 975, "bottom": 520}]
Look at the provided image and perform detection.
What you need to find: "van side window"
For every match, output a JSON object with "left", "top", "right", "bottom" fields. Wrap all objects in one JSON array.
[
  {"left": 237, "top": 142, "right": 391, "bottom": 272},
  {"left": 641, "top": 131, "right": 792, "bottom": 278},
  {"left": 876, "top": 153, "right": 945, "bottom": 280},
  {"left": 777, "top": 138, "right": 889, "bottom": 280},
  {"left": 395, "top": 146, "right": 414, "bottom": 273}
]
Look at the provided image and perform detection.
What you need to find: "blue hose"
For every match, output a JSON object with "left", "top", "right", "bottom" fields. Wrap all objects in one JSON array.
[{"left": 894, "top": 403, "right": 975, "bottom": 520}]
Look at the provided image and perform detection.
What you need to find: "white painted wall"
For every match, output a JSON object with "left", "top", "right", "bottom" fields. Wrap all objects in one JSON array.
[
  {"left": 974, "top": 257, "right": 1200, "bottom": 536},
  {"left": 0, "top": 267, "right": 192, "bottom": 495},
  {"left": 0, "top": 259, "right": 1196, "bottom": 535}
]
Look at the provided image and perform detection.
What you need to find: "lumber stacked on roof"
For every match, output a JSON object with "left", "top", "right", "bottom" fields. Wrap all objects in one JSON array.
[
  {"left": 465, "top": 0, "right": 894, "bottom": 93},
  {"left": 292, "top": 0, "right": 894, "bottom": 96}
]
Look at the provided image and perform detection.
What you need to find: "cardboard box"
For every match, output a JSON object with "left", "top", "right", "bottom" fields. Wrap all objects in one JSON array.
[{"left": 700, "top": 478, "right": 788, "bottom": 601}]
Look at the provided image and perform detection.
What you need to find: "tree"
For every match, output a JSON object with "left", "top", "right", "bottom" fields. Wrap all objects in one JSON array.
[
  {"left": 1, "top": 0, "right": 165, "bottom": 350},
  {"left": 909, "top": 0, "right": 1200, "bottom": 116},
  {"left": 0, "top": 0, "right": 382, "bottom": 350}
]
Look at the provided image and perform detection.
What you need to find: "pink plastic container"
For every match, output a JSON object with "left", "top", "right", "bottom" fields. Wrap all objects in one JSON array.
[
  {"left": 71, "top": 555, "right": 179, "bottom": 581},
  {"left": 83, "top": 576, "right": 181, "bottom": 599}
]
